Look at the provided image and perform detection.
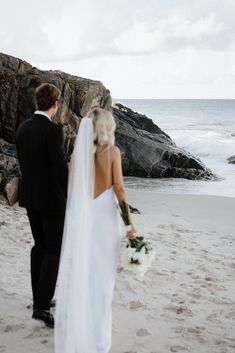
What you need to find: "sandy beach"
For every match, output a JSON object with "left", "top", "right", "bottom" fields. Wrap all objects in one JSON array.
[{"left": 0, "top": 190, "right": 235, "bottom": 353}]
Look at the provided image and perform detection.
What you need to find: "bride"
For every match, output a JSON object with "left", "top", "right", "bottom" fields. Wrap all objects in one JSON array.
[{"left": 54, "top": 108, "right": 137, "bottom": 353}]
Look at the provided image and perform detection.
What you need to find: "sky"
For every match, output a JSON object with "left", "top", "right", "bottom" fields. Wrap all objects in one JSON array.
[{"left": 0, "top": 0, "right": 235, "bottom": 98}]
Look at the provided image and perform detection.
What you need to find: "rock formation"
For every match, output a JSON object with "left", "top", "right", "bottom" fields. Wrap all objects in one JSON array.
[
  {"left": 0, "top": 53, "right": 217, "bottom": 205},
  {"left": 227, "top": 155, "right": 235, "bottom": 164},
  {"left": 0, "top": 138, "right": 19, "bottom": 205},
  {"left": 113, "top": 103, "right": 216, "bottom": 180},
  {"left": 0, "top": 52, "right": 111, "bottom": 153}
]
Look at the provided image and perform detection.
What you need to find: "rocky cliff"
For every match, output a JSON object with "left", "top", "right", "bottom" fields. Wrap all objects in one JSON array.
[{"left": 0, "top": 53, "right": 217, "bottom": 205}]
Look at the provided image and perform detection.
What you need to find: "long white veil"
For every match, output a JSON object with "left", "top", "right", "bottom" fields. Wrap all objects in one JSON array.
[{"left": 54, "top": 117, "right": 96, "bottom": 353}]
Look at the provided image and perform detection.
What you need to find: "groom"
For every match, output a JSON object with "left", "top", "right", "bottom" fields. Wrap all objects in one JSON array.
[{"left": 16, "top": 83, "right": 68, "bottom": 328}]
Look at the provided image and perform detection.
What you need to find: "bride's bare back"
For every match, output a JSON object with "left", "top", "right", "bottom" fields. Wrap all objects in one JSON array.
[
  {"left": 94, "top": 145, "right": 126, "bottom": 201},
  {"left": 94, "top": 146, "right": 112, "bottom": 199}
]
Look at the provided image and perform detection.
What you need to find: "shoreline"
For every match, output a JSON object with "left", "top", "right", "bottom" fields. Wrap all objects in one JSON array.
[
  {"left": 127, "top": 187, "right": 235, "bottom": 198},
  {"left": 124, "top": 177, "right": 235, "bottom": 199}
]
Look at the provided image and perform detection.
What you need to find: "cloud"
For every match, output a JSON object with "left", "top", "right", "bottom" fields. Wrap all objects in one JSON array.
[
  {"left": 0, "top": 0, "right": 234, "bottom": 98},
  {"left": 111, "top": 13, "right": 224, "bottom": 54},
  {"left": 35, "top": 47, "right": 235, "bottom": 99},
  {"left": 0, "top": 0, "right": 232, "bottom": 62},
  {"left": 170, "top": 13, "right": 223, "bottom": 39}
]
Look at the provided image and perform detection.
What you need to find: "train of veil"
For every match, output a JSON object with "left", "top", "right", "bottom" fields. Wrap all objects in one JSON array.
[{"left": 54, "top": 117, "right": 96, "bottom": 353}]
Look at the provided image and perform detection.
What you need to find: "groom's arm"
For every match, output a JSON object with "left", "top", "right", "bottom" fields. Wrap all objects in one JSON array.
[{"left": 46, "top": 123, "right": 68, "bottom": 196}]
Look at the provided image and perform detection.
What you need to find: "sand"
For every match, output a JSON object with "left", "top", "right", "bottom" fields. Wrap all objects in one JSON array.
[{"left": 0, "top": 190, "right": 235, "bottom": 353}]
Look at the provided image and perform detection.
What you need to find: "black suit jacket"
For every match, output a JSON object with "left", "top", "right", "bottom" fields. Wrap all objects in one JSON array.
[{"left": 16, "top": 114, "right": 68, "bottom": 211}]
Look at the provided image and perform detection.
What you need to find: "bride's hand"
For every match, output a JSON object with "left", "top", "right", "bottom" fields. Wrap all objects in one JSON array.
[{"left": 126, "top": 225, "right": 137, "bottom": 239}]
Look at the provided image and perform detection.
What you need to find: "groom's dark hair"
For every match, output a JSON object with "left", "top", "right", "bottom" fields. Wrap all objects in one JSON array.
[{"left": 35, "top": 83, "right": 61, "bottom": 111}]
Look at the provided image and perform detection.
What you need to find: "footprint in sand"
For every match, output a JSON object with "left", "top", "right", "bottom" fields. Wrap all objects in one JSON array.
[
  {"left": 187, "top": 286, "right": 203, "bottom": 300},
  {"left": 163, "top": 304, "right": 193, "bottom": 316},
  {"left": 129, "top": 300, "right": 147, "bottom": 310},
  {"left": 190, "top": 300, "right": 197, "bottom": 304},
  {"left": 204, "top": 276, "right": 214, "bottom": 282},
  {"left": 213, "top": 338, "right": 227, "bottom": 346},
  {"left": 136, "top": 328, "right": 152, "bottom": 337},
  {"left": 24, "top": 325, "right": 52, "bottom": 339},
  {"left": 210, "top": 297, "right": 233, "bottom": 305},
  {"left": 3, "top": 323, "right": 25, "bottom": 332},
  {"left": 157, "top": 224, "right": 169, "bottom": 230},
  {"left": 170, "top": 344, "right": 189, "bottom": 352},
  {"left": 206, "top": 312, "right": 221, "bottom": 323},
  {"left": 170, "top": 297, "right": 185, "bottom": 304},
  {"left": 186, "top": 272, "right": 200, "bottom": 280},
  {"left": 117, "top": 266, "right": 124, "bottom": 273},
  {"left": 224, "top": 337, "right": 235, "bottom": 349},
  {"left": 41, "top": 340, "right": 48, "bottom": 344},
  {"left": 187, "top": 326, "right": 206, "bottom": 334},
  {"left": 174, "top": 326, "right": 186, "bottom": 334},
  {"left": 225, "top": 310, "right": 235, "bottom": 319}
]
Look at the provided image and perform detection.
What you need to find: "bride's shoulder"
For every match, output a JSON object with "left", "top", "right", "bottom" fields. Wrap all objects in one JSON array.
[
  {"left": 110, "top": 145, "right": 120, "bottom": 153},
  {"left": 110, "top": 145, "right": 121, "bottom": 159}
]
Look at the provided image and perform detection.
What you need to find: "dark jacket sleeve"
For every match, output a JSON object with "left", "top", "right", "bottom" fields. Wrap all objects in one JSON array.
[{"left": 46, "top": 123, "right": 68, "bottom": 197}]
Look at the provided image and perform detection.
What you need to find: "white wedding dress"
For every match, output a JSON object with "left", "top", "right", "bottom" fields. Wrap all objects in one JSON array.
[
  {"left": 54, "top": 118, "right": 123, "bottom": 353},
  {"left": 90, "top": 187, "right": 122, "bottom": 352}
]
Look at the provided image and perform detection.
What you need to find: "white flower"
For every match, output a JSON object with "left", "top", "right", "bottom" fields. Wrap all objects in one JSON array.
[
  {"left": 132, "top": 251, "right": 140, "bottom": 262},
  {"left": 137, "top": 247, "right": 146, "bottom": 264},
  {"left": 121, "top": 237, "right": 155, "bottom": 277},
  {"left": 126, "top": 247, "right": 135, "bottom": 257}
]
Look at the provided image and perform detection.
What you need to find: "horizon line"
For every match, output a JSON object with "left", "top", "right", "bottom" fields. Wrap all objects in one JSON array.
[{"left": 113, "top": 98, "right": 235, "bottom": 100}]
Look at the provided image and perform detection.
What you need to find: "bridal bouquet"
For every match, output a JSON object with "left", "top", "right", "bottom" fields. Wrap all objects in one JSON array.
[
  {"left": 126, "top": 236, "right": 152, "bottom": 264},
  {"left": 118, "top": 200, "right": 155, "bottom": 276},
  {"left": 121, "top": 236, "right": 155, "bottom": 277}
]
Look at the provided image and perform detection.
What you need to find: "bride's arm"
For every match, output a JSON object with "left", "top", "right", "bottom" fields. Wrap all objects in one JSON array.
[
  {"left": 112, "top": 146, "right": 137, "bottom": 239},
  {"left": 67, "top": 151, "right": 75, "bottom": 194}
]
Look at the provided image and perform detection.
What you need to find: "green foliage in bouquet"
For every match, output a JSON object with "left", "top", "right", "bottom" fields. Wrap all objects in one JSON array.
[
  {"left": 126, "top": 236, "right": 152, "bottom": 264},
  {"left": 127, "top": 236, "right": 151, "bottom": 253},
  {"left": 130, "top": 258, "right": 140, "bottom": 264}
]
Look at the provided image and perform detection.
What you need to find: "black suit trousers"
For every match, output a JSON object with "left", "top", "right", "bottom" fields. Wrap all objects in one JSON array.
[{"left": 27, "top": 209, "right": 65, "bottom": 310}]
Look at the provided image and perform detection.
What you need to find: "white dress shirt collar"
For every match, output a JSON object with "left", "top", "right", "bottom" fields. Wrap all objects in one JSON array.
[{"left": 34, "top": 110, "right": 51, "bottom": 121}]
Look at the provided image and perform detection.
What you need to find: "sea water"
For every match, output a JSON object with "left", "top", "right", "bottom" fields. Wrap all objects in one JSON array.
[{"left": 115, "top": 99, "right": 235, "bottom": 198}]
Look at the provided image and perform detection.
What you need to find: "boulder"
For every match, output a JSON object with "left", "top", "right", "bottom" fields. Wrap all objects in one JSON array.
[
  {"left": 4, "top": 176, "right": 19, "bottom": 206},
  {"left": 0, "top": 138, "right": 19, "bottom": 204},
  {"left": 227, "top": 155, "right": 235, "bottom": 164},
  {"left": 113, "top": 103, "right": 217, "bottom": 180}
]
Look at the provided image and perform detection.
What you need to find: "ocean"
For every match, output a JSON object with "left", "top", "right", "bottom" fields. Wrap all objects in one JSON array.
[{"left": 114, "top": 99, "right": 235, "bottom": 198}]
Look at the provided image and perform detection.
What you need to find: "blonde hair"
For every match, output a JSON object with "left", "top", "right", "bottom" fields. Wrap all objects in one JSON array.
[{"left": 87, "top": 108, "right": 116, "bottom": 151}]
